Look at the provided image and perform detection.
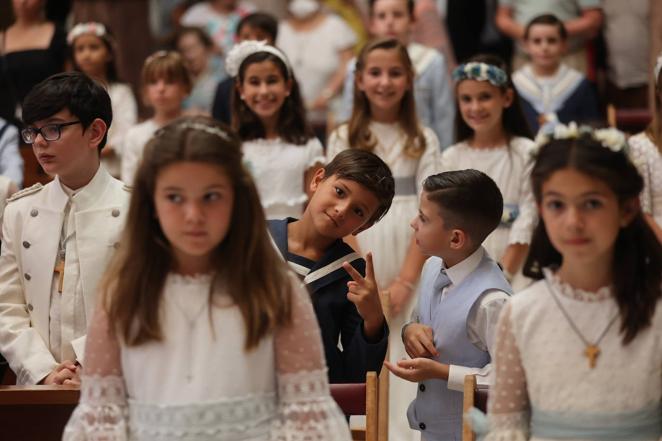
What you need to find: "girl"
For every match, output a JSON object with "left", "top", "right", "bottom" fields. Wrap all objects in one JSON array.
[
  {"left": 326, "top": 36, "right": 440, "bottom": 441},
  {"left": 443, "top": 54, "right": 536, "bottom": 287},
  {"left": 483, "top": 124, "right": 662, "bottom": 440},
  {"left": 626, "top": 52, "right": 662, "bottom": 241},
  {"left": 68, "top": 22, "right": 138, "bottom": 178},
  {"left": 62, "top": 116, "right": 351, "bottom": 441},
  {"left": 227, "top": 40, "right": 324, "bottom": 219},
  {"left": 121, "top": 51, "right": 191, "bottom": 185},
  {"left": 175, "top": 26, "right": 225, "bottom": 115}
]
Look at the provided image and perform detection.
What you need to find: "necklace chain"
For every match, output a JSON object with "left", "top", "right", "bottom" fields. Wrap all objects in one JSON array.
[{"left": 544, "top": 278, "right": 619, "bottom": 368}]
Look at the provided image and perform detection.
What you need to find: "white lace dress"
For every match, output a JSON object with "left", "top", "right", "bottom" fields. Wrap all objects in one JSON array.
[
  {"left": 62, "top": 273, "right": 351, "bottom": 441},
  {"left": 242, "top": 137, "right": 325, "bottom": 220},
  {"left": 485, "top": 269, "right": 662, "bottom": 441},
  {"left": 627, "top": 132, "right": 662, "bottom": 227}
]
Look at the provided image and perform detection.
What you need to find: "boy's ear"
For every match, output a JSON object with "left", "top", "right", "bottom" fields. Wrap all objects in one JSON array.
[
  {"left": 449, "top": 228, "right": 468, "bottom": 250},
  {"left": 87, "top": 118, "right": 107, "bottom": 149},
  {"left": 309, "top": 167, "right": 326, "bottom": 192}
]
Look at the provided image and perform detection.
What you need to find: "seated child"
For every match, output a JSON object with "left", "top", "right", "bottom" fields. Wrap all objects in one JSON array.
[
  {"left": 0, "top": 72, "right": 130, "bottom": 385},
  {"left": 385, "top": 169, "right": 512, "bottom": 440},
  {"left": 268, "top": 149, "right": 394, "bottom": 383},
  {"left": 513, "top": 14, "right": 600, "bottom": 134}
]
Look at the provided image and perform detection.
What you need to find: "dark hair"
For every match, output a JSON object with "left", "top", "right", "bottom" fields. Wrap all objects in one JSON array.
[
  {"left": 349, "top": 37, "right": 426, "bottom": 157},
  {"left": 236, "top": 12, "right": 279, "bottom": 41},
  {"left": 454, "top": 54, "right": 532, "bottom": 143},
  {"left": 22, "top": 71, "right": 112, "bottom": 151},
  {"left": 323, "top": 149, "right": 395, "bottom": 224},
  {"left": 524, "top": 14, "right": 568, "bottom": 41},
  {"left": 68, "top": 23, "right": 120, "bottom": 83},
  {"left": 423, "top": 169, "right": 503, "bottom": 247},
  {"left": 368, "top": 0, "right": 415, "bottom": 16},
  {"left": 231, "top": 51, "right": 313, "bottom": 145},
  {"left": 175, "top": 25, "right": 214, "bottom": 49},
  {"left": 103, "top": 116, "right": 293, "bottom": 349},
  {"left": 523, "top": 135, "right": 662, "bottom": 344}
]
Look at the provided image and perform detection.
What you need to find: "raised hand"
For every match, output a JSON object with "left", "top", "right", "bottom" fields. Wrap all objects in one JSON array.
[
  {"left": 343, "top": 252, "right": 385, "bottom": 338},
  {"left": 403, "top": 323, "right": 438, "bottom": 359}
]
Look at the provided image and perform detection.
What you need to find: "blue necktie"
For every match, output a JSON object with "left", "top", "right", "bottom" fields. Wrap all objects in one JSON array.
[{"left": 433, "top": 268, "right": 452, "bottom": 293}]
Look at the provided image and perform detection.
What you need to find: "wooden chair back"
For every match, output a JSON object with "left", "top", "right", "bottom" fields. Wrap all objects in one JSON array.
[
  {"left": 607, "top": 104, "right": 652, "bottom": 134},
  {"left": 330, "top": 371, "right": 379, "bottom": 441},
  {"left": 462, "top": 375, "right": 489, "bottom": 441}
]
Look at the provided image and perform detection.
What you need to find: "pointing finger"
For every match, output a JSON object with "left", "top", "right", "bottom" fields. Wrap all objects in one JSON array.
[{"left": 342, "top": 261, "right": 364, "bottom": 284}]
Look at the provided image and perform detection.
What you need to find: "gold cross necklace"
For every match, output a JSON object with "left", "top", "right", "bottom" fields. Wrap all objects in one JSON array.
[{"left": 545, "top": 279, "right": 619, "bottom": 369}]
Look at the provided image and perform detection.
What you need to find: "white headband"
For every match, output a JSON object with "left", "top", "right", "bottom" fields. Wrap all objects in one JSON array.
[
  {"left": 225, "top": 40, "right": 291, "bottom": 77},
  {"left": 67, "top": 22, "right": 108, "bottom": 45}
]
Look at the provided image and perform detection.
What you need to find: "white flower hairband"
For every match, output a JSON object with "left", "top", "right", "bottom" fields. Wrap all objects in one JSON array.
[
  {"left": 67, "top": 22, "right": 108, "bottom": 45},
  {"left": 156, "top": 121, "right": 233, "bottom": 142},
  {"left": 532, "top": 122, "right": 627, "bottom": 157},
  {"left": 225, "top": 40, "right": 291, "bottom": 77}
]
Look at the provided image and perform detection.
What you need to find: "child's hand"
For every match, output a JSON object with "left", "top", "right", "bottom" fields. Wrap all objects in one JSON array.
[
  {"left": 384, "top": 358, "right": 448, "bottom": 382},
  {"left": 403, "top": 323, "right": 438, "bottom": 359},
  {"left": 63, "top": 364, "right": 82, "bottom": 386},
  {"left": 41, "top": 360, "right": 78, "bottom": 385},
  {"left": 343, "top": 252, "right": 385, "bottom": 338}
]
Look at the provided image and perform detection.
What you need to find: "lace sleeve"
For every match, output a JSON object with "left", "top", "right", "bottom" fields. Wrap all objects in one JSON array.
[
  {"left": 62, "top": 304, "right": 128, "bottom": 441},
  {"left": 271, "top": 274, "right": 352, "bottom": 441},
  {"left": 484, "top": 302, "right": 530, "bottom": 441}
]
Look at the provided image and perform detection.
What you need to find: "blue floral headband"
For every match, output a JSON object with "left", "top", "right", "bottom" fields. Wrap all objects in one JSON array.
[{"left": 452, "top": 62, "right": 508, "bottom": 87}]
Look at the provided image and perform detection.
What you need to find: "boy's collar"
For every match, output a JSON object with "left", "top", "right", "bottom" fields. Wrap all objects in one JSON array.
[{"left": 442, "top": 246, "right": 485, "bottom": 288}]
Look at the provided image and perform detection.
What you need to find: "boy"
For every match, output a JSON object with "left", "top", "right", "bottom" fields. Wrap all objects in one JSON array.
[
  {"left": 513, "top": 14, "right": 600, "bottom": 133},
  {"left": 268, "top": 149, "right": 394, "bottom": 383},
  {"left": 338, "top": 0, "right": 455, "bottom": 149},
  {"left": 0, "top": 72, "right": 130, "bottom": 385},
  {"left": 385, "top": 170, "right": 512, "bottom": 441},
  {"left": 212, "top": 11, "right": 279, "bottom": 124}
]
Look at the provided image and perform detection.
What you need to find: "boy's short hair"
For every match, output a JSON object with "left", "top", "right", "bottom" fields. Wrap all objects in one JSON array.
[
  {"left": 524, "top": 14, "right": 568, "bottom": 41},
  {"left": 423, "top": 169, "right": 503, "bottom": 246},
  {"left": 141, "top": 51, "right": 192, "bottom": 93},
  {"left": 369, "top": 0, "right": 415, "bottom": 16},
  {"left": 22, "top": 71, "right": 113, "bottom": 151},
  {"left": 236, "top": 12, "right": 279, "bottom": 41},
  {"left": 323, "top": 149, "right": 395, "bottom": 225}
]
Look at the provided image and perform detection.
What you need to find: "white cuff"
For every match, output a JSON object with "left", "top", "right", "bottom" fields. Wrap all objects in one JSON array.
[
  {"left": 447, "top": 364, "right": 491, "bottom": 392},
  {"left": 71, "top": 335, "right": 86, "bottom": 365}
]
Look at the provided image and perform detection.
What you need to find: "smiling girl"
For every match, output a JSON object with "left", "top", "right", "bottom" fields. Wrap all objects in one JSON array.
[
  {"left": 480, "top": 124, "right": 662, "bottom": 440},
  {"left": 227, "top": 40, "right": 324, "bottom": 219},
  {"left": 68, "top": 22, "right": 137, "bottom": 178},
  {"left": 442, "top": 54, "right": 536, "bottom": 288},
  {"left": 63, "top": 116, "right": 351, "bottom": 441}
]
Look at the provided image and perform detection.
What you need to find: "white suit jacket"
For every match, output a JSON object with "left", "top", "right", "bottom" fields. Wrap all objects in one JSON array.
[{"left": 0, "top": 167, "right": 130, "bottom": 384}]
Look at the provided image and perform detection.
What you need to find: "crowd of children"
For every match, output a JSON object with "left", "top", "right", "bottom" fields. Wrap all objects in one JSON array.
[{"left": 0, "top": 1, "right": 660, "bottom": 441}]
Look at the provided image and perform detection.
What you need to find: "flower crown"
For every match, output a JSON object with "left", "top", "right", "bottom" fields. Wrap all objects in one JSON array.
[
  {"left": 451, "top": 62, "right": 508, "bottom": 87},
  {"left": 532, "top": 122, "right": 627, "bottom": 157},
  {"left": 67, "top": 22, "right": 109, "bottom": 45},
  {"left": 225, "top": 40, "right": 291, "bottom": 77}
]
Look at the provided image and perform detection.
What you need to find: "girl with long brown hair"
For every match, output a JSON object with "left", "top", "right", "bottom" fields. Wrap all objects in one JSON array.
[
  {"left": 326, "top": 37, "right": 441, "bottom": 438},
  {"left": 63, "top": 116, "right": 351, "bottom": 441}
]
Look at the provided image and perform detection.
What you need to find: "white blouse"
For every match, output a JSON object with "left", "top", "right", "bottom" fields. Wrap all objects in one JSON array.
[
  {"left": 63, "top": 272, "right": 351, "bottom": 441},
  {"left": 242, "top": 137, "right": 324, "bottom": 220},
  {"left": 628, "top": 132, "right": 662, "bottom": 227}
]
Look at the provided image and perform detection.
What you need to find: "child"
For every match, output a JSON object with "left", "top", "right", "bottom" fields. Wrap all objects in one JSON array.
[
  {"left": 175, "top": 26, "right": 226, "bottom": 114},
  {"left": 0, "top": 72, "right": 130, "bottom": 385},
  {"left": 481, "top": 123, "right": 662, "bottom": 440},
  {"left": 212, "top": 12, "right": 279, "bottom": 124},
  {"left": 627, "top": 52, "right": 662, "bottom": 240},
  {"left": 227, "top": 40, "right": 324, "bottom": 219},
  {"left": 121, "top": 51, "right": 191, "bottom": 184},
  {"left": 268, "top": 149, "right": 393, "bottom": 383},
  {"left": 385, "top": 169, "right": 512, "bottom": 441},
  {"left": 338, "top": 0, "right": 455, "bottom": 149},
  {"left": 445, "top": 54, "right": 537, "bottom": 287},
  {"left": 180, "top": 0, "right": 255, "bottom": 56},
  {"left": 68, "top": 22, "right": 138, "bottom": 178},
  {"left": 513, "top": 14, "right": 600, "bottom": 134},
  {"left": 62, "top": 116, "right": 351, "bottom": 440},
  {"left": 327, "top": 36, "right": 441, "bottom": 441}
]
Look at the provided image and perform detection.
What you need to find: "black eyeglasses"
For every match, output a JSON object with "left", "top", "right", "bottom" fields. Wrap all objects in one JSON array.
[{"left": 21, "top": 121, "right": 82, "bottom": 144}]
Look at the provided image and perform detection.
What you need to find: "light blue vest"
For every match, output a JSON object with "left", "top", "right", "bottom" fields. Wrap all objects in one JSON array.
[{"left": 407, "top": 253, "right": 512, "bottom": 441}]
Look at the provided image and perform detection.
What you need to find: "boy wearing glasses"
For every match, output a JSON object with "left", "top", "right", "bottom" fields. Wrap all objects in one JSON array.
[{"left": 0, "top": 72, "right": 130, "bottom": 385}]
